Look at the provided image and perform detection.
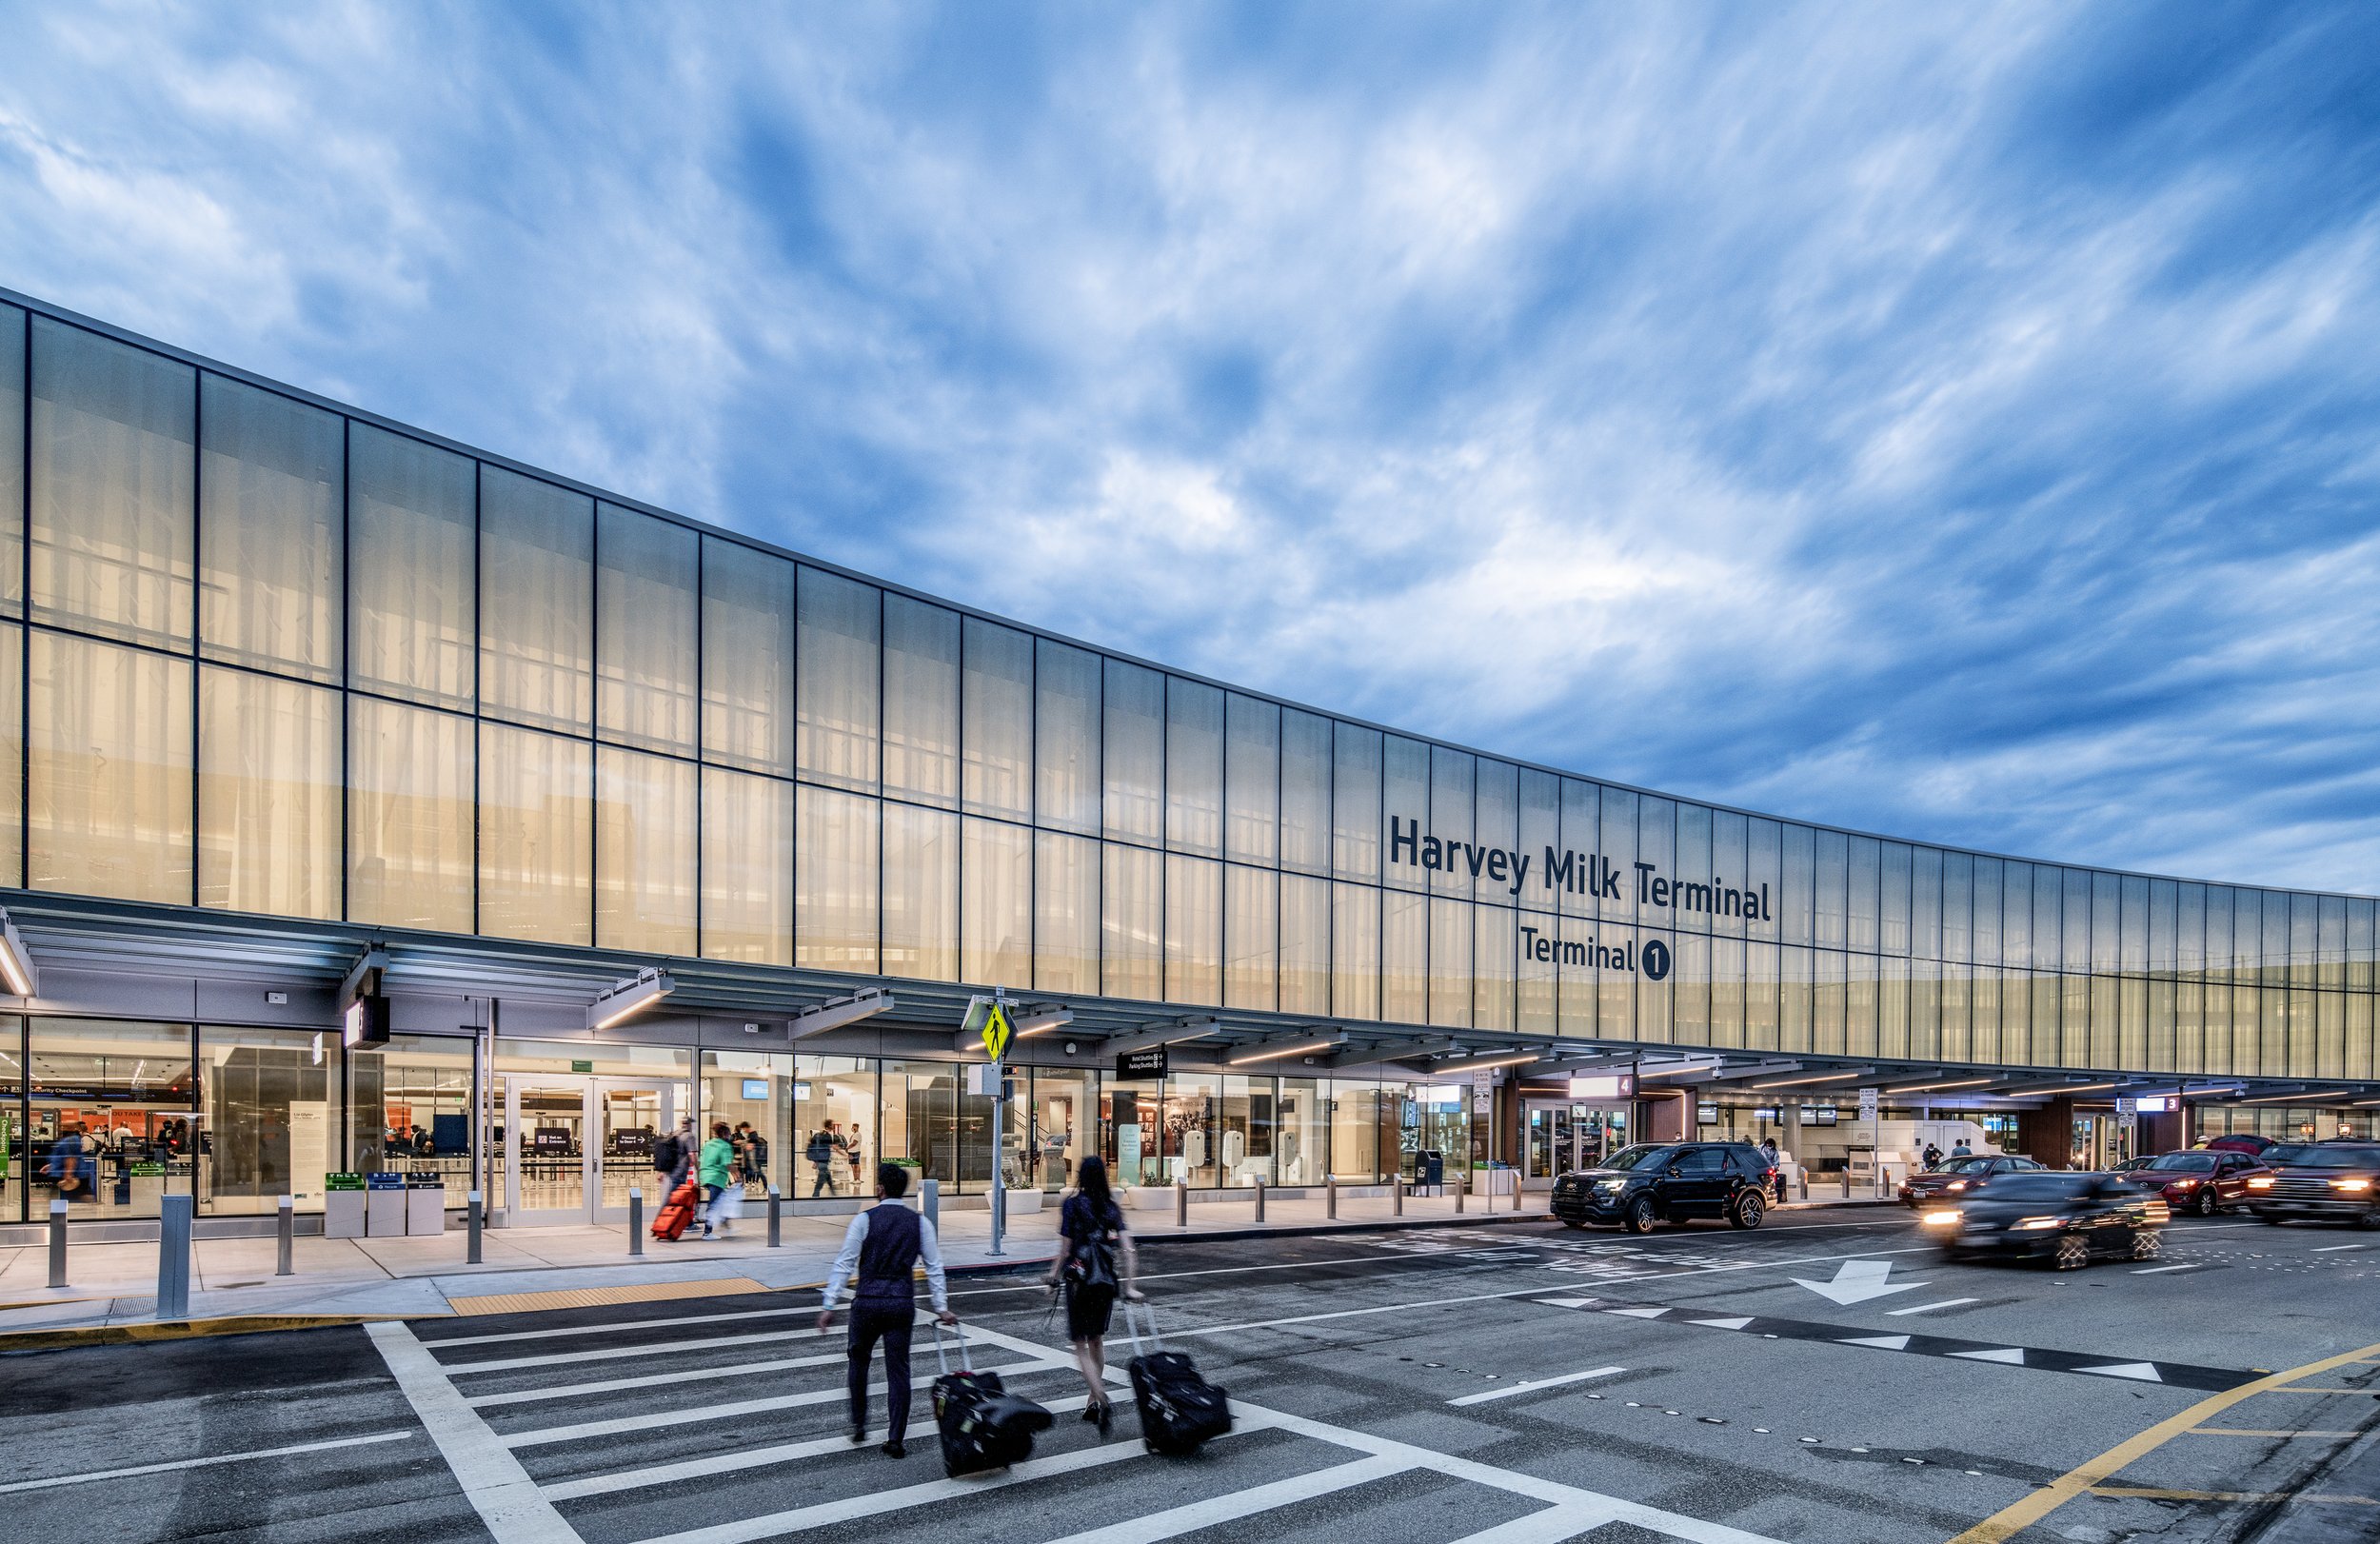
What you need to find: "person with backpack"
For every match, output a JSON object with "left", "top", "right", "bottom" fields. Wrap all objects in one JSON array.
[
  {"left": 818, "top": 1162, "right": 958, "bottom": 1458},
  {"left": 699, "top": 1121, "right": 738, "bottom": 1237},
  {"left": 807, "top": 1123, "right": 842, "bottom": 1197},
  {"left": 1045, "top": 1155, "right": 1141, "bottom": 1435}
]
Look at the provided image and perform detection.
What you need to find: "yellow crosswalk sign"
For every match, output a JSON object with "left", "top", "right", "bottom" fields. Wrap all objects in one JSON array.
[{"left": 981, "top": 1001, "right": 1014, "bottom": 1062}]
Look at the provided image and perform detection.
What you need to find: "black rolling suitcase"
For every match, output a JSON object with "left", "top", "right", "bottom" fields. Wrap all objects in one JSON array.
[
  {"left": 931, "top": 1322, "right": 1053, "bottom": 1476},
  {"left": 1123, "top": 1300, "right": 1232, "bottom": 1455}
]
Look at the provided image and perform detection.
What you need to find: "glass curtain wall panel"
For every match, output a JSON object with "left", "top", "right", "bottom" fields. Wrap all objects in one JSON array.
[
  {"left": 1381, "top": 736, "right": 1428, "bottom": 890},
  {"left": 199, "top": 1023, "right": 334, "bottom": 1215},
  {"left": 1279, "top": 872, "right": 1329, "bottom": 1016},
  {"left": 1519, "top": 769, "right": 1558, "bottom": 898},
  {"left": 347, "top": 697, "right": 473, "bottom": 933},
  {"left": 1845, "top": 836, "right": 1879, "bottom": 953},
  {"left": 1333, "top": 723, "right": 1382, "bottom": 881},
  {"left": 197, "top": 666, "right": 339, "bottom": 920},
  {"left": 594, "top": 746, "right": 698, "bottom": 955},
  {"left": 2032, "top": 864, "right": 2062, "bottom": 974},
  {"left": 1427, "top": 748, "right": 1474, "bottom": 900},
  {"left": 700, "top": 537, "right": 796, "bottom": 773},
  {"left": 700, "top": 766, "right": 793, "bottom": 965},
  {"left": 1101, "top": 842, "right": 1161, "bottom": 1000},
  {"left": 1473, "top": 761, "right": 1518, "bottom": 904},
  {"left": 1972, "top": 858, "right": 2003, "bottom": 967},
  {"left": 1942, "top": 851, "right": 1973, "bottom": 962},
  {"left": 1101, "top": 660, "right": 1163, "bottom": 843},
  {"left": 1911, "top": 846, "right": 1941, "bottom": 960},
  {"left": 1636, "top": 796, "right": 1676, "bottom": 930},
  {"left": 29, "top": 630, "right": 192, "bottom": 902},
  {"left": 883, "top": 595, "right": 959, "bottom": 806},
  {"left": 1673, "top": 933, "right": 1711, "bottom": 1045},
  {"left": 477, "top": 722, "right": 593, "bottom": 945},
  {"left": 1559, "top": 779, "right": 1598, "bottom": 919},
  {"left": 795, "top": 783, "right": 880, "bottom": 973},
  {"left": 1474, "top": 904, "right": 1516, "bottom": 1031},
  {"left": 1279, "top": 709, "right": 1331, "bottom": 874},
  {"left": 1814, "top": 829, "right": 1848, "bottom": 947},
  {"left": 1224, "top": 863, "right": 1279, "bottom": 1011},
  {"left": 30, "top": 319, "right": 195, "bottom": 649},
  {"left": 1033, "top": 830, "right": 1098, "bottom": 994},
  {"left": 1745, "top": 940, "right": 1779, "bottom": 1052},
  {"left": 962, "top": 816, "right": 1032, "bottom": 988},
  {"left": 881, "top": 802, "right": 958, "bottom": 981},
  {"left": 478, "top": 467, "right": 592, "bottom": 733},
  {"left": 1224, "top": 693, "right": 1279, "bottom": 866},
  {"left": 796, "top": 566, "right": 880, "bottom": 791},
  {"left": 1557, "top": 914, "right": 1601, "bottom": 1036},
  {"left": 1033, "top": 641, "right": 1099, "bottom": 835},
  {"left": 198, "top": 376, "right": 342, "bottom": 681},
  {"left": 2002, "top": 861, "right": 2035, "bottom": 973},
  {"left": 1517, "top": 909, "right": 1557, "bottom": 1036},
  {"left": 1331, "top": 881, "right": 1379, "bottom": 1022},
  {"left": 348, "top": 425, "right": 475, "bottom": 707},
  {"left": 1165, "top": 853, "right": 1222, "bottom": 1005},
  {"left": 1165, "top": 677, "right": 1223, "bottom": 856},
  {"left": 1276, "top": 1077, "right": 1325, "bottom": 1184},
  {"left": 1707, "top": 809, "right": 1745, "bottom": 940},
  {"left": 595, "top": 505, "right": 697, "bottom": 753},
  {"left": 1885, "top": 841, "right": 1917, "bottom": 953},
  {"left": 0, "top": 625, "right": 17, "bottom": 883},
  {"left": 1600, "top": 788, "right": 1638, "bottom": 924},
  {"left": 1676, "top": 802, "right": 1712, "bottom": 933},
  {"left": 1712, "top": 936, "right": 1747, "bottom": 1046},
  {"left": 0, "top": 306, "right": 21, "bottom": 606},
  {"left": 1382, "top": 888, "right": 1427, "bottom": 1023},
  {"left": 1427, "top": 897, "right": 1472, "bottom": 1027},
  {"left": 962, "top": 618, "right": 1032, "bottom": 820}
]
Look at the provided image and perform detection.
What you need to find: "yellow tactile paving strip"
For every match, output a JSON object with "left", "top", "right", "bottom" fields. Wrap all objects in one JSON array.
[{"left": 446, "top": 1277, "right": 770, "bottom": 1317}]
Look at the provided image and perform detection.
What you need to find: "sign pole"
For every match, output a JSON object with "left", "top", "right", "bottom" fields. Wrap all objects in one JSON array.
[{"left": 987, "top": 988, "right": 1008, "bottom": 1257}]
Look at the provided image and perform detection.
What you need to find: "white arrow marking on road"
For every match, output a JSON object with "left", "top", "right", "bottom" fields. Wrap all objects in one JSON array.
[
  {"left": 1791, "top": 1258, "right": 1929, "bottom": 1305},
  {"left": 1838, "top": 1335, "right": 1911, "bottom": 1351},
  {"left": 2076, "top": 1362, "right": 2163, "bottom": 1382},
  {"left": 1950, "top": 1348, "right": 2026, "bottom": 1365},
  {"left": 1690, "top": 1316, "right": 1755, "bottom": 1330}
]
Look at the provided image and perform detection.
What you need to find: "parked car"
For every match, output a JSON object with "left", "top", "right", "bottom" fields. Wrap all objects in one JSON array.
[
  {"left": 2202, "top": 1134, "right": 2275, "bottom": 1158},
  {"left": 1923, "top": 1172, "right": 2169, "bottom": 1269},
  {"left": 1899, "top": 1153, "right": 2049, "bottom": 1208},
  {"left": 2131, "top": 1150, "right": 2268, "bottom": 1216},
  {"left": 1551, "top": 1140, "right": 1776, "bottom": 1233},
  {"left": 2243, "top": 1141, "right": 2380, "bottom": 1228}
]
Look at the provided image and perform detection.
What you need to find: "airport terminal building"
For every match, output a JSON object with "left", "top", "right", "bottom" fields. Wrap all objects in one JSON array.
[{"left": 0, "top": 287, "right": 2373, "bottom": 1237}]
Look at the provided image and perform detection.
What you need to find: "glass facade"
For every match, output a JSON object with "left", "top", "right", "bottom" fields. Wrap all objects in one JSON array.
[{"left": 0, "top": 293, "right": 2373, "bottom": 1143}]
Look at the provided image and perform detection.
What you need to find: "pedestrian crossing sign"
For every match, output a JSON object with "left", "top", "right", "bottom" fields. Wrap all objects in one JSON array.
[{"left": 981, "top": 1001, "right": 1014, "bottom": 1061}]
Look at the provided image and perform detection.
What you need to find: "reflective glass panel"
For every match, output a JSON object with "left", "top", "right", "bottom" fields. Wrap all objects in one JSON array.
[
  {"left": 882, "top": 802, "right": 958, "bottom": 980},
  {"left": 797, "top": 567, "right": 880, "bottom": 791},
  {"left": 796, "top": 783, "right": 879, "bottom": 972},
  {"left": 1280, "top": 872, "right": 1329, "bottom": 1016},
  {"left": 1333, "top": 723, "right": 1382, "bottom": 881},
  {"left": 596, "top": 505, "right": 697, "bottom": 752},
  {"left": 1382, "top": 887, "right": 1426, "bottom": 1023},
  {"left": 0, "top": 306, "right": 20, "bottom": 607},
  {"left": 962, "top": 618, "right": 1032, "bottom": 820},
  {"left": 700, "top": 766, "right": 793, "bottom": 966},
  {"left": 1033, "top": 640, "right": 1099, "bottom": 834},
  {"left": 962, "top": 816, "right": 1031, "bottom": 988},
  {"left": 348, "top": 424, "right": 475, "bottom": 707},
  {"left": 1280, "top": 709, "right": 1332, "bottom": 875},
  {"left": 199, "top": 1024, "right": 334, "bottom": 1215},
  {"left": 1165, "top": 853, "right": 1222, "bottom": 1005},
  {"left": 198, "top": 666, "right": 339, "bottom": 920},
  {"left": 347, "top": 696, "right": 473, "bottom": 933},
  {"left": 1165, "top": 677, "right": 1223, "bottom": 856},
  {"left": 478, "top": 466, "right": 592, "bottom": 732},
  {"left": 595, "top": 746, "right": 697, "bottom": 955},
  {"left": 1224, "top": 693, "right": 1279, "bottom": 866},
  {"left": 1102, "top": 660, "right": 1162, "bottom": 843},
  {"left": 701, "top": 536, "right": 796, "bottom": 773},
  {"left": 1224, "top": 863, "right": 1278, "bottom": 1011},
  {"left": 29, "top": 629, "right": 192, "bottom": 903},
  {"left": 1332, "top": 881, "right": 1379, "bottom": 1022},
  {"left": 478, "top": 723, "right": 592, "bottom": 945},
  {"left": 1101, "top": 842, "right": 1161, "bottom": 1000},
  {"left": 199, "top": 375, "right": 342, "bottom": 680},
  {"left": 1033, "top": 830, "right": 1098, "bottom": 994},
  {"left": 883, "top": 595, "right": 959, "bottom": 806}
]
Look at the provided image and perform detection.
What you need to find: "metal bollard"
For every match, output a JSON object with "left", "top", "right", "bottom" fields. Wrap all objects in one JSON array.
[
  {"left": 157, "top": 1194, "right": 192, "bottom": 1320},
  {"left": 1326, "top": 1176, "right": 1338, "bottom": 1220},
  {"left": 1456, "top": 1173, "right": 1465, "bottom": 1214},
  {"left": 1513, "top": 1170, "right": 1523, "bottom": 1213},
  {"left": 628, "top": 1187, "right": 645, "bottom": 1257},
  {"left": 48, "top": 1198, "right": 68, "bottom": 1288},
  {"left": 767, "top": 1186, "right": 782, "bottom": 1247},
  {"left": 1253, "top": 1178, "right": 1266, "bottom": 1224},
  {"left": 276, "top": 1195, "right": 294, "bottom": 1277},
  {"left": 922, "top": 1178, "right": 940, "bottom": 1231},
  {"left": 466, "top": 1190, "right": 484, "bottom": 1264},
  {"left": 1394, "top": 1177, "right": 1404, "bottom": 1217},
  {"left": 1175, "top": 1179, "right": 1188, "bottom": 1227}
]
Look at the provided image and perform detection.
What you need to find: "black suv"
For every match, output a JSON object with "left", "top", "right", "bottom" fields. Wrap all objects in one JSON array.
[
  {"left": 1551, "top": 1140, "right": 1776, "bottom": 1233},
  {"left": 2245, "top": 1140, "right": 2380, "bottom": 1228}
]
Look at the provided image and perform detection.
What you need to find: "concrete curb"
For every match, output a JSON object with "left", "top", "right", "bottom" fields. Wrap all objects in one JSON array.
[{"left": 0, "top": 1313, "right": 414, "bottom": 1355}]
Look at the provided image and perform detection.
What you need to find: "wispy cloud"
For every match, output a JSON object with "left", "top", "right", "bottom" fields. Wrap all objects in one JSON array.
[{"left": 2, "top": 1, "right": 2375, "bottom": 891}]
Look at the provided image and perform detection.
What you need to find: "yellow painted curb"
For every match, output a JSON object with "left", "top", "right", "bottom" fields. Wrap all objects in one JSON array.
[{"left": 0, "top": 1313, "right": 409, "bottom": 1354}]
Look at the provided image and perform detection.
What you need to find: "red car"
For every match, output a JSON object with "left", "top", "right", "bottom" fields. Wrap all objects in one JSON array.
[
  {"left": 2202, "top": 1134, "right": 2275, "bottom": 1158},
  {"left": 2134, "top": 1149, "right": 2268, "bottom": 1215}
]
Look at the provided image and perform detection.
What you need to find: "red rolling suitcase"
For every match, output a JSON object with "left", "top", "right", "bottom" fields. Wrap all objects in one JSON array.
[{"left": 651, "top": 1180, "right": 697, "bottom": 1240}]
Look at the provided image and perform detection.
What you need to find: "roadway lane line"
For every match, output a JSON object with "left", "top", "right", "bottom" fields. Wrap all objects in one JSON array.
[
  {"left": 466, "top": 1349, "right": 853, "bottom": 1406},
  {"left": 1447, "top": 1365, "right": 1626, "bottom": 1405},
  {"left": 2311, "top": 1244, "right": 2369, "bottom": 1253},
  {"left": 1944, "top": 1336, "right": 2380, "bottom": 1544},
  {"left": 2186, "top": 1428, "right": 2363, "bottom": 1438},
  {"left": 0, "top": 1431, "right": 415, "bottom": 1495},
  {"left": 445, "top": 1326, "right": 822, "bottom": 1374},
  {"left": 501, "top": 1358, "right": 1068, "bottom": 1447},
  {"left": 367, "top": 1320, "right": 580, "bottom": 1544},
  {"left": 1037, "top": 1454, "right": 1410, "bottom": 1543},
  {"left": 1885, "top": 1298, "right": 1979, "bottom": 1316},
  {"left": 2131, "top": 1264, "right": 2203, "bottom": 1275}
]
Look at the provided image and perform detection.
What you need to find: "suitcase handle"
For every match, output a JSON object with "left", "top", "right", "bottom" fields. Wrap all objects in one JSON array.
[
  {"left": 932, "top": 1317, "right": 974, "bottom": 1375},
  {"left": 1122, "top": 1297, "right": 1163, "bottom": 1355}
]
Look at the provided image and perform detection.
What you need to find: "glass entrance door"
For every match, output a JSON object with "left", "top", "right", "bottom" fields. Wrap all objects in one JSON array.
[{"left": 503, "top": 1076, "right": 680, "bottom": 1224}]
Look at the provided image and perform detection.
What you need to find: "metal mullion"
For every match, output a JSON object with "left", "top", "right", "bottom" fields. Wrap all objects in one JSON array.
[
  {"left": 587, "top": 502, "right": 600, "bottom": 952},
  {"left": 693, "top": 536, "right": 705, "bottom": 963},
  {"left": 470, "top": 463, "right": 482, "bottom": 939},
  {"left": 339, "top": 414, "right": 351, "bottom": 924},
  {"left": 188, "top": 368, "right": 202, "bottom": 909},
  {"left": 18, "top": 304, "right": 30, "bottom": 893}
]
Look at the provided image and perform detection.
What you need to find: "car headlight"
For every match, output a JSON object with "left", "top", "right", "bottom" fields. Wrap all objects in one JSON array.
[
  {"left": 1595, "top": 1179, "right": 1621, "bottom": 1191},
  {"left": 1920, "top": 1210, "right": 1962, "bottom": 1227},
  {"left": 1946, "top": 1180, "right": 1967, "bottom": 1191},
  {"left": 2246, "top": 1178, "right": 2274, "bottom": 1190},
  {"left": 2169, "top": 1179, "right": 2196, "bottom": 1189},
  {"left": 2015, "top": 1217, "right": 2062, "bottom": 1230},
  {"left": 2331, "top": 1179, "right": 2371, "bottom": 1193}
]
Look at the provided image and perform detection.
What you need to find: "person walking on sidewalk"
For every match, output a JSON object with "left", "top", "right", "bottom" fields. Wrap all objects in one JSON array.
[
  {"left": 1045, "top": 1155, "right": 1141, "bottom": 1435},
  {"left": 699, "top": 1122, "right": 736, "bottom": 1237},
  {"left": 818, "top": 1162, "right": 957, "bottom": 1458}
]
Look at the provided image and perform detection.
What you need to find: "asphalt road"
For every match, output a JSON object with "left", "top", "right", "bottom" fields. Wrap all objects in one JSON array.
[{"left": 9, "top": 1209, "right": 2380, "bottom": 1543}]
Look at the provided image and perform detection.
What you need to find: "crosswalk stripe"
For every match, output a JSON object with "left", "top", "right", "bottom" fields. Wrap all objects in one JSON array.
[
  {"left": 427, "top": 1305, "right": 810, "bottom": 1349},
  {"left": 1447, "top": 1506, "right": 1614, "bottom": 1544},
  {"left": 502, "top": 1359, "right": 1067, "bottom": 1447},
  {"left": 445, "top": 1327, "right": 823, "bottom": 1376},
  {"left": 367, "top": 1320, "right": 580, "bottom": 1544},
  {"left": 466, "top": 1350, "right": 852, "bottom": 1407},
  {"left": 541, "top": 1415, "right": 935, "bottom": 1500},
  {"left": 1037, "top": 1454, "right": 1409, "bottom": 1543}
]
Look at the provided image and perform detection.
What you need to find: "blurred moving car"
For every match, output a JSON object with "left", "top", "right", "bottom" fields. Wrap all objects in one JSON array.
[
  {"left": 2243, "top": 1141, "right": 2380, "bottom": 1228},
  {"left": 1923, "top": 1172, "right": 2169, "bottom": 1269},
  {"left": 2202, "top": 1134, "right": 2275, "bottom": 1158},
  {"left": 1550, "top": 1140, "right": 1777, "bottom": 1233},
  {"left": 1899, "top": 1153, "right": 2049, "bottom": 1208},
  {"left": 2131, "top": 1150, "right": 2268, "bottom": 1216}
]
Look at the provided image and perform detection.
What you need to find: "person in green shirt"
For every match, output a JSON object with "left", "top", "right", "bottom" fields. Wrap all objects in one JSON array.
[{"left": 699, "top": 1122, "right": 737, "bottom": 1237}]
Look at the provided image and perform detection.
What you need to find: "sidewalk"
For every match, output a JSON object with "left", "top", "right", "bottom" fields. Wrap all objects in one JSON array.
[{"left": 0, "top": 1188, "right": 1894, "bottom": 1347}]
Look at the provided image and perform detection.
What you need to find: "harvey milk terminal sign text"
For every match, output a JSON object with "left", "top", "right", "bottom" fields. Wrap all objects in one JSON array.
[{"left": 1389, "top": 816, "right": 1780, "bottom": 982}]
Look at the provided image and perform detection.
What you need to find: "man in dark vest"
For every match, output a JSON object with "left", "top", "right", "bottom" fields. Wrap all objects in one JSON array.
[{"left": 817, "top": 1162, "right": 957, "bottom": 1457}]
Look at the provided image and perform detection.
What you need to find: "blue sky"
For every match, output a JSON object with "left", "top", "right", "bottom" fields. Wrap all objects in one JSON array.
[{"left": 3, "top": 3, "right": 2376, "bottom": 892}]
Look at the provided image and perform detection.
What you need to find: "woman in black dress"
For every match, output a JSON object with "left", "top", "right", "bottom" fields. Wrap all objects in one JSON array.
[{"left": 1045, "top": 1155, "right": 1141, "bottom": 1434}]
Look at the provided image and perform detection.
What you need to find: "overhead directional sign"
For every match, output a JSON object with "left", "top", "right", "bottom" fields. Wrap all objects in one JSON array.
[{"left": 981, "top": 1000, "right": 1015, "bottom": 1062}]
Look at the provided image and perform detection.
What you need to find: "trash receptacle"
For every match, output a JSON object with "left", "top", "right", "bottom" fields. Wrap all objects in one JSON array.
[{"left": 1412, "top": 1150, "right": 1443, "bottom": 1188}]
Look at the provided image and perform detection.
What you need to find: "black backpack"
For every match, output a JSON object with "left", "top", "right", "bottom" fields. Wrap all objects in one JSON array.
[
  {"left": 806, "top": 1131, "right": 833, "bottom": 1164},
  {"left": 652, "top": 1133, "right": 681, "bottom": 1171},
  {"left": 1063, "top": 1201, "right": 1121, "bottom": 1294}
]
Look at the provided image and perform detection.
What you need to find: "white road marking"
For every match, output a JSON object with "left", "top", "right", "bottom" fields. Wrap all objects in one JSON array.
[
  {"left": 1948, "top": 1348, "right": 2026, "bottom": 1365},
  {"left": 367, "top": 1319, "right": 580, "bottom": 1544},
  {"left": 2131, "top": 1263, "right": 2204, "bottom": 1275},
  {"left": 1607, "top": 1306, "right": 1671, "bottom": 1319},
  {"left": 1791, "top": 1258, "right": 1927, "bottom": 1305},
  {"left": 1838, "top": 1335, "right": 1911, "bottom": 1351},
  {"left": 1689, "top": 1316, "right": 1753, "bottom": 1329},
  {"left": 466, "top": 1349, "right": 854, "bottom": 1406},
  {"left": 0, "top": 1431, "right": 413, "bottom": 1495},
  {"left": 444, "top": 1326, "right": 822, "bottom": 1375},
  {"left": 1447, "top": 1365, "right": 1627, "bottom": 1405},
  {"left": 2311, "top": 1244, "right": 2369, "bottom": 1253},
  {"left": 500, "top": 1357, "right": 1068, "bottom": 1447},
  {"left": 1447, "top": 1508, "right": 1609, "bottom": 1544},
  {"left": 2076, "top": 1362, "right": 2163, "bottom": 1382},
  {"left": 1038, "top": 1453, "right": 1409, "bottom": 1543},
  {"left": 427, "top": 1305, "right": 810, "bottom": 1348},
  {"left": 1886, "top": 1298, "right": 1978, "bottom": 1316},
  {"left": 541, "top": 1413, "right": 935, "bottom": 1499}
]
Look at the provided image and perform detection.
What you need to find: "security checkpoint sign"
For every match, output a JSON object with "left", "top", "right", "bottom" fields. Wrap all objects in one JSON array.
[
  {"left": 1857, "top": 1087, "right": 1878, "bottom": 1122},
  {"left": 980, "top": 1001, "right": 1015, "bottom": 1062}
]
